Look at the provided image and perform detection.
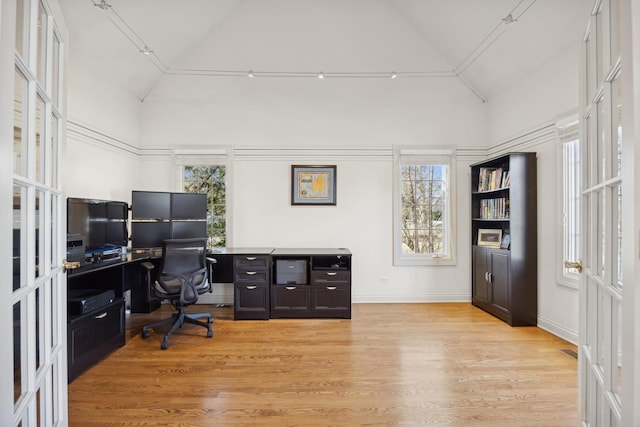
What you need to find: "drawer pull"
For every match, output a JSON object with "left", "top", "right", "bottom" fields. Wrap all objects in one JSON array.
[
  {"left": 246, "top": 257, "right": 257, "bottom": 261},
  {"left": 326, "top": 286, "right": 337, "bottom": 290},
  {"left": 286, "top": 286, "right": 297, "bottom": 290},
  {"left": 246, "top": 286, "right": 257, "bottom": 290},
  {"left": 246, "top": 271, "right": 257, "bottom": 275},
  {"left": 95, "top": 312, "right": 108, "bottom": 319},
  {"left": 326, "top": 272, "right": 337, "bottom": 276}
]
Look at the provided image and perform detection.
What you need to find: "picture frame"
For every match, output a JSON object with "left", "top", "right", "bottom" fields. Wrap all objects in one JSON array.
[
  {"left": 477, "top": 228, "right": 502, "bottom": 248},
  {"left": 291, "top": 165, "right": 337, "bottom": 206},
  {"left": 500, "top": 233, "right": 511, "bottom": 249}
]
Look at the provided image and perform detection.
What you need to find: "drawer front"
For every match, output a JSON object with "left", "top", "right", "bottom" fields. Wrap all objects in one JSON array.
[
  {"left": 235, "top": 270, "right": 269, "bottom": 284},
  {"left": 68, "top": 302, "right": 124, "bottom": 361},
  {"left": 310, "top": 284, "right": 351, "bottom": 318},
  {"left": 234, "top": 284, "right": 269, "bottom": 319},
  {"left": 311, "top": 271, "right": 350, "bottom": 285},
  {"left": 234, "top": 255, "right": 269, "bottom": 269},
  {"left": 271, "top": 285, "right": 309, "bottom": 310}
]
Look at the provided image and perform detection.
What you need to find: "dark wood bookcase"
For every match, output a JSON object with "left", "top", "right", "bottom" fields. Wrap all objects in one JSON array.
[{"left": 470, "top": 152, "right": 537, "bottom": 326}]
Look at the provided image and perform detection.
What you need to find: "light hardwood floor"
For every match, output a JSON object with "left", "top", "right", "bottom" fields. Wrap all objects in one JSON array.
[{"left": 67, "top": 303, "right": 578, "bottom": 426}]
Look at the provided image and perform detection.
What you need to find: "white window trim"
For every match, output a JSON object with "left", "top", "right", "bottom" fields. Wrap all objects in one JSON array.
[
  {"left": 555, "top": 114, "right": 580, "bottom": 290},
  {"left": 174, "top": 147, "right": 233, "bottom": 246},
  {"left": 393, "top": 146, "right": 457, "bottom": 266}
]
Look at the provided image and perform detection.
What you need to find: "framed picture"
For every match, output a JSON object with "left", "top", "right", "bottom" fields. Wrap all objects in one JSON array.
[
  {"left": 291, "top": 165, "right": 337, "bottom": 206},
  {"left": 477, "top": 228, "right": 502, "bottom": 248},
  {"left": 500, "top": 233, "right": 511, "bottom": 249}
]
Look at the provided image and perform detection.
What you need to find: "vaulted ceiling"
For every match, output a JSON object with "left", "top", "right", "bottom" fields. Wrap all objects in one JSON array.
[{"left": 59, "top": 0, "right": 585, "bottom": 104}]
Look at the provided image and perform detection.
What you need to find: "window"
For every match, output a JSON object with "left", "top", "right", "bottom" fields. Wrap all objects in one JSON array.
[
  {"left": 557, "top": 116, "right": 580, "bottom": 288},
  {"left": 176, "top": 150, "right": 230, "bottom": 249},
  {"left": 393, "top": 147, "right": 456, "bottom": 266}
]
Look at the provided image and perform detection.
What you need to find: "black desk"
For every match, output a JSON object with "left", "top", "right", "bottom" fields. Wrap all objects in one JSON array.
[{"left": 67, "top": 252, "right": 159, "bottom": 382}]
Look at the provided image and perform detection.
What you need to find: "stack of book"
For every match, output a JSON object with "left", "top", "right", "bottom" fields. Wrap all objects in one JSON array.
[
  {"left": 478, "top": 168, "right": 510, "bottom": 192},
  {"left": 479, "top": 197, "right": 510, "bottom": 219}
]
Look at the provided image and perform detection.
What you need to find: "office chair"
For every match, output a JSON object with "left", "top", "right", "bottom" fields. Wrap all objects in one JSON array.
[{"left": 141, "top": 238, "right": 214, "bottom": 349}]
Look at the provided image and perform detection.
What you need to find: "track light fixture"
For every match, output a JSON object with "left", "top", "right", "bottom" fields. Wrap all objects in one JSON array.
[
  {"left": 502, "top": 14, "right": 517, "bottom": 24},
  {"left": 94, "top": 0, "right": 111, "bottom": 10}
]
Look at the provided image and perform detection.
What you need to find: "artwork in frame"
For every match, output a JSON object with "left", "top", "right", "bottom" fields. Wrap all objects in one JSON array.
[
  {"left": 477, "top": 228, "right": 502, "bottom": 248},
  {"left": 291, "top": 165, "right": 336, "bottom": 206}
]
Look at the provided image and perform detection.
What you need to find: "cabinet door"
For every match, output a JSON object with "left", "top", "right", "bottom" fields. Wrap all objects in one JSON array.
[
  {"left": 489, "top": 251, "right": 511, "bottom": 314},
  {"left": 472, "top": 247, "right": 490, "bottom": 304},
  {"left": 311, "top": 284, "right": 351, "bottom": 318},
  {"left": 234, "top": 284, "right": 269, "bottom": 320},
  {"left": 271, "top": 285, "right": 310, "bottom": 317}
]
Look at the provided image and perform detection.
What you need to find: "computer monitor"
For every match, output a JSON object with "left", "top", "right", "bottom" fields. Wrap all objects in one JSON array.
[
  {"left": 171, "top": 193, "right": 207, "bottom": 220},
  {"left": 171, "top": 221, "right": 206, "bottom": 239},
  {"left": 131, "top": 191, "right": 171, "bottom": 220},
  {"left": 130, "top": 222, "right": 171, "bottom": 249},
  {"left": 67, "top": 198, "right": 128, "bottom": 252}
]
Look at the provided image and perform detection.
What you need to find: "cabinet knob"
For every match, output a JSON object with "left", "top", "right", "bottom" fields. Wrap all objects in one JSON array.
[
  {"left": 246, "top": 271, "right": 257, "bottom": 275},
  {"left": 94, "top": 312, "right": 108, "bottom": 319},
  {"left": 326, "top": 272, "right": 337, "bottom": 276},
  {"left": 246, "top": 256, "right": 257, "bottom": 261},
  {"left": 326, "top": 286, "right": 337, "bottom": 290},
  {"left": 286, "top": 286, "right": 297, "bottom": 290},
  {"left": 246, "top": 286, "right": 257, "bottom": 290}
]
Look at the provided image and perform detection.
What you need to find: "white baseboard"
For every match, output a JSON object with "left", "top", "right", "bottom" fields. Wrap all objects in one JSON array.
[{"left": 537, "top": 316, "right": 578, "bottom": 345}]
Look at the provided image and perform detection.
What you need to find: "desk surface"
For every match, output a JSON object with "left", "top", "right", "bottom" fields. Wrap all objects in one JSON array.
[{"left": 208, "top": 247, "right": 275, "bottom": 255}]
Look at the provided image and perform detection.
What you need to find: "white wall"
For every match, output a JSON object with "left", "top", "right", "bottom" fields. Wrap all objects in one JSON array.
[
  {"left": 135, "top": 84, "right": 486, "bottom": 303},
  {"left": 64, "top": 53, "right": 142, "bottom": 203},
  {"left": 486, "top": 44, "right": 581, "bottom": 343}
]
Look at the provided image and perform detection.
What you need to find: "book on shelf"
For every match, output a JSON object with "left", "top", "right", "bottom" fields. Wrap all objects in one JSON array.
[
  {"left": 477, "top": 167, "right": 510, "bottom": 192},
  {"left": 479, "top": 197, "right": 510, "bottom": 219}
]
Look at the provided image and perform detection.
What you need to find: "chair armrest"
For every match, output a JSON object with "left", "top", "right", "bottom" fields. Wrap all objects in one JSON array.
[
  {"left": 205, "top": 258, "right": 216, "bottom": 293},
  {"left": 141, "top": 262, "right": 155, "bottom": 302},
  {"left": 141, "top": 261, "right": 155, "bottom": 271}
]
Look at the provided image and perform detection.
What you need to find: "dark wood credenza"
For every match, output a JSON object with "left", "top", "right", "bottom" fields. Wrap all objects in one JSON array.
[{"left": 208, "top": 248, "right": 352, "bottom": 320}]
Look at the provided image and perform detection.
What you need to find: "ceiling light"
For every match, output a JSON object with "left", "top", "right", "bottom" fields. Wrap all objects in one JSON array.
[
  {"left": 247, "top": 70, "right": 255, "bottom": 78},
  {"left": 94, "top": 0, "right": 111, "bottom": 10},
  {"left": 502, "top": 14, "right": 517, "bottom": 24},
  {"left": 140, "top": 46, "right": 153, "bottom": 55},
  {"left": 390, "top": 72, "right": 398, "bottom": 79},
  {"left": 317, "top": 72, "right": 325, "bottom": 79}
]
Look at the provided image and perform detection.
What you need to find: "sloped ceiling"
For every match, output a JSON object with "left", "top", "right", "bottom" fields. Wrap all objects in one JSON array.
[{"left": 59, "top": 0, "right": 584, "bottom": 104}]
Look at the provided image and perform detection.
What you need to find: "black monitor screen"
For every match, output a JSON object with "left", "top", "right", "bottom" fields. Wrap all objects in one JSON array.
[
  {"left": 131, "top": 222, "right": 171, "bottom": 249},
  {"left": 171, "top": 193, "right": 207, "bottom": 220},
  {"left": 131, "top": 191, "right": 171, "bottom": 220},
  {"left": 171, "top": 221, "right": 206, "bottom": 239},
  {"left": 67, "top": 198, "right": 128, "bottom": 252}
]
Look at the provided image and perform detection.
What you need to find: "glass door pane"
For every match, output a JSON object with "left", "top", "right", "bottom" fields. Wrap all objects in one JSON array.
[{"left": 14, "top": 69, "right": 28, "bottom": 176}]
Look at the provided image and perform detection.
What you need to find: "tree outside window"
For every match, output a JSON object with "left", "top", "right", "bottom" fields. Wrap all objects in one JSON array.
[
  {"left": 183, "top": 165, "right": 226, "bottom": 248},
  {"left": 401, "top": 164, "right": 445, "bottom": 254},
  {"left": 394, "top": 147, "right": 455, "bottom": 266}
]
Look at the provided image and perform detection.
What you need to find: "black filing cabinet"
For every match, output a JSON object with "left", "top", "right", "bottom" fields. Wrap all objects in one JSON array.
[{"left": 233, "top": 254, "right": 271, "bottom": 320}]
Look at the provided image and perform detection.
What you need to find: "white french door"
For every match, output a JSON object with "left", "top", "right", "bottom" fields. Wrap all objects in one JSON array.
[
  {"left": 1, "top": 0, "right": 68, "bottom": 425},
  {"left": 577, "top": 0, "right": 638, "bottom": 426}
]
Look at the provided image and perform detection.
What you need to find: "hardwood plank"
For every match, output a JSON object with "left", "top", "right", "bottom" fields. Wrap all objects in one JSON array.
[{"left": 68, "top": 303, "right": 577, "bottom": 426}]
